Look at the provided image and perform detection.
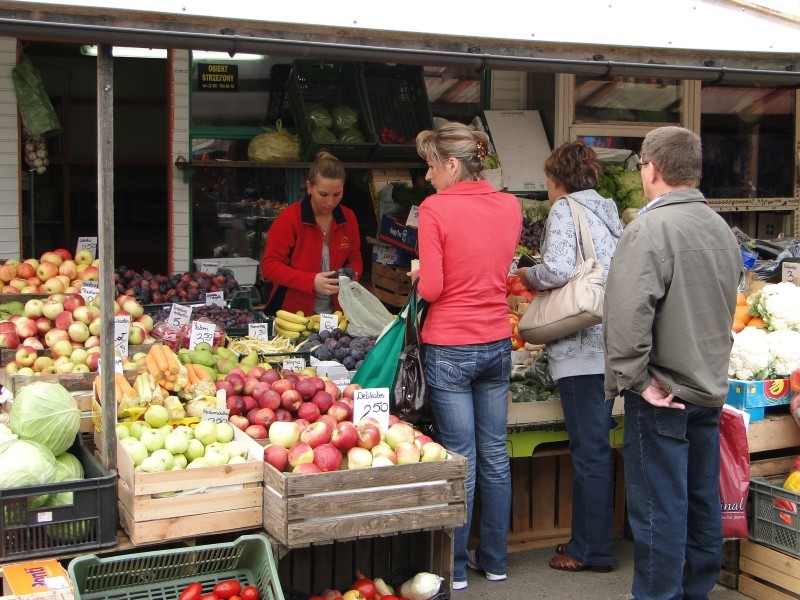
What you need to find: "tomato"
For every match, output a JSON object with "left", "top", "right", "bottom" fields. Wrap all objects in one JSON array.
[
  {"left": 179, "top": 582, "right": 203, "bottom": 600},
  {"left": 240, "top": 587, "right": 260, "bottom": 600},
  {"left": 213, "top": 580, "right": 242, "bottom": 599},
  {"left": 199, "top": 595, "right": 220, "bottom": 600},
  {"left": 349, "top": 572, "right": 376, "bottom": 600}
]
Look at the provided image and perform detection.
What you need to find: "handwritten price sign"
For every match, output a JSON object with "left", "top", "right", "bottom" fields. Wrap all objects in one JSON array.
[
  {"left": 189, "top": 320, "right": 216, "bottom": 350},
  {"left": 248, "top": 323, "right": 270, "bottom": 340},
  {"left": 75, "top": 236, "right": 97, "bottom": 258},
  {"left": 782, "top": 260, "right": 800, "bottom": 287},
  {"left": 80, "top": 281, "right": 99, "bottom": 304},
  {"left": 200, "top": 408, "right": 230, "bottom": 424},
  {"left": 205, "top": 291, "right": 225, "bottom": 307},
  {"left": 114, "top": 315, "right": 131, "bottom": 357},
  {"left": 167, "top": 303, "right": 192, "bottom": 329},
  {"left": 354, "top": 388, "right": 390, "bottom": 431},
  {"left": 199, "top": 261, "right": 219, "bottom": 274},
  {"left": 97, "top": 356, "right": 124, "bottom": 375},
  {"left": 405, "top": 205, "right": 420, "bottom": 228},
  {"left": 319, "top": 313, "right": 338, "bottom": 333},
  {"left": 283, "top": 357, "right": 305, "bottom": 372}
]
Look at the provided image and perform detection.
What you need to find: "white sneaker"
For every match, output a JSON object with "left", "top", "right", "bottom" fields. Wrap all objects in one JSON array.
[
  {"left": 467, "top": 549, "right": 507, "bottom": 582},
  {"left": 452, "top": 580, "right": 468, "bottom": 590}
]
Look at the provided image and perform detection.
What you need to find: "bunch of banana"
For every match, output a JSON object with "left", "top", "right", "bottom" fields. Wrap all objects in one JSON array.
[{"left": 274, "top": 310, "right": 309, "bottom": 339}]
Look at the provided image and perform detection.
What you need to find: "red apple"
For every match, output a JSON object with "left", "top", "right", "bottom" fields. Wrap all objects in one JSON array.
[
  {"left": 287, "top": 441, "right": 315, "bottom": 468},
  {"left": 294, "top": 378, "right": 318, "bottom": 400},
  {"left": 242, "top": 376, "right": 259, "bottom": 396},
  {"left": 292, "top": 462, "right": 323, "bottom": 474},
  {"left": 245, "top": 423, "right": 268, "bottom": 440},
  {"left": 280, "top": 389, "right": 303, "bottom": 413},
  {"left": 15, "top": 262, "right": 35, "bottom": 279},
  {"left": 413, "top": 434, "right": 435, "bottom": 449},
  {"left": 52, "top": 248, "right": 72, "bottom": 262},
  {"left": 246, "top": 365, "right": 267, "bottom": 380},
  {"left": 356, "top": 422, "right": 381, "bottom": 450},
  {"left": 35, "top": 316, "right": 53, "bottom": 336},
  {"left": 299, "top": 421, "right": 332, "bottom": 448},
  {"left": 328, "top": 400, "right": 352, "bottom": 423},
  {"left": 215, "top": 379, "right": 235, "bottom": 398},
  {"left": 313, "top": 442, "right": 343, "bottom": 472},
  {"left": 259, "top": 368, "right": 282, "bottom": 384},
  {"left": 342, "top": 383, "right": 362, "bottom": 400},
  {"left": 294, "top": 418, "right": 310, "bottom": 434},
  {"left": 15, "top": 345, "right": 39, "bottom": 367},
  {"left": 21, "top": 337, "right": 43, "bottom": 350},
  {"left": 318, "top": 414, "right": 338, "bottom": 433},
  {"left": 331, "top": 421, "right": 359, "bottom": 452},
  {"left": 228, "top": 414, "right": 250, "bottom": 431},
  {"left": 247, "top": 407, "right": 275, "bottom": 428},
  {"left": 273, "top": 408, "right": 292, "bottom": 422},
  {"left": 54, "top": 311, "right": 74, "bottom": 331},
  {"left": 311, "top": 390, "right": 335, "bottom": 414},
  {"left": 226, "top": 395, "right": 246, "bottom": 416},
  {"left": 297, "top": 401, "right": 321, "bottom": 423},
  {"left": 0, "top": 330, "right": 20, "bottom": 349},
  {"left": 324, "top": 380, "right": 342, "bottom": 400},
  {"left": 271, "top": 378, "right": 294, "bottom": 395},
  {"left": 14, "top": 317, "right": 39, "bottom": 339},
  {"left": 263, "top": 444, "right": 289, "bottom": 471},
  {"left": 226, "top": 373, "right": 245, "bottom": 395},
  {"left": 228, "top": 367, "right": 248, "bottom": 380}
]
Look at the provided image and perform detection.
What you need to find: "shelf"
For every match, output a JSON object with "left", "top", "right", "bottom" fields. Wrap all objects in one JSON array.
[{"left": 179, "top": 159, "right": 425, "bottom": 170}]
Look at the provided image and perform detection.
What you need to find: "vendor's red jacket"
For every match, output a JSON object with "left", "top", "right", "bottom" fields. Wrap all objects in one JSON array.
[{"left": 261, "top": 196, "right": 362, "bottom": 315}]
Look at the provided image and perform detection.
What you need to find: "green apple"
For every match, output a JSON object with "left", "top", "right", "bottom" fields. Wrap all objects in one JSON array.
[
  {"left": 225, "top": 439, "right": 248, "bottom": 459},
  {"left": 215, "top": 422, "right": 234, "bottom": 444},
  {"left": 172, "top": 453, "right": 188, "bottom": 469},
  {"left": 144, "top": 405, "right": 170, "bottom": 428},
  {"left": 115, "top": 424, "right": 131, "bottom": 440},
  {"left": 187, "top": 457, "right": 209, "bottom": 469},
  {"left": 164, "top": 431, "right": 189, "bottom": 455},
  {"left": 174, "top": 424, "right": 194, "bottom": 440},
  {"left": 140, "top": 429, "right": 165, "bottom": 453},
  {"left": 158, "top": 424, "right": 173, "bottom": 438},
  {"left": 194, "top": 420, "right": 217, "bottom": 446},
  {"left": 203, "top": 442, "right": 229, "bottom": 466},
  {"left": 150, "top": 448, "right": 175, "bottom": 470},
  {"left": 140, "top": 455, "right": 167, "bottom": 472},
  {"left": 120, "top": 438, "right": 148, "bottom": 466},
  {"left": 129, "top": 420, "right": 152, "bottom": 440},
  {"left": 184, "top": 438, "right": 205, "bottom": 461},
  {"left": 228, "top": 455, "right": 246, "bottom": 464}
]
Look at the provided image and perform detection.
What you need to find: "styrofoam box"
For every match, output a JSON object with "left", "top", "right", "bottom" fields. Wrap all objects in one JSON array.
[{"left": 193, "top": 257, "right": 259, "bottom": 286}]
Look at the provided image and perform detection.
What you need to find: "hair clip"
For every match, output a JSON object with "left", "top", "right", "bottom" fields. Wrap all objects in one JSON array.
[{"left": 476, "top": 141, "right": 488, "bottom": 163}]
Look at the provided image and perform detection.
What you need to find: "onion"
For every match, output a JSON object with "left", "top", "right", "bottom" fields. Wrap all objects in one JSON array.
[
  {"left": 24, "top": 142, "right": 34, "bottom": 152},
  {"left": 36, "top": 166, "right": 46, "bottom": 174}
]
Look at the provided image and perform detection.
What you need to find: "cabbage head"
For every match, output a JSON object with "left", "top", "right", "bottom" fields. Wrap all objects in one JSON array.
[
  {"left": 306, "top": 104, "right": 332, "bottom": 130},
  {"left": 312, "top": 128, "right": 339, "bottom": 144},
  {"left": 10, "top": 382, "right": 80, "bottom": 455},
  {"left": 47, "top": 451, "right": 84, "bottom": 507},
  {"left": 0, "top": 439, "right": 57, "bottom": 508},
  {"left": 338, "top": 127, "right": 365, "bottom": 144},
  {"left": 331, "top": 105, "right": 359, "bottom": 131}
]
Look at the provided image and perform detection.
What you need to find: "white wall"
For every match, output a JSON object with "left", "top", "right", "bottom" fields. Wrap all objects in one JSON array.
[
  {"left": 0, "top": 37, "right": 19, "bottom": 260},
  {"left": 170, "top": 49, "right": 190, "bottom": 274}
]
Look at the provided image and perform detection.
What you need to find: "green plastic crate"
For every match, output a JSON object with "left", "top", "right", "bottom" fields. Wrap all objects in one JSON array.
[{"left": 67, "top": 534, "right": 285, "bottom": 600}]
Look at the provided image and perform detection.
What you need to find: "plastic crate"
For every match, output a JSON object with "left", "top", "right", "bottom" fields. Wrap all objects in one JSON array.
[
  {"left": 750, "top": 475, "right": 800, "bottom": 558},
  {"left": 360, "top": 62, "right": 433, "bottom": 161},
  {"left": 288, "top": 60, "right": 377, "bottom": 161},
  {"left": 0, "top": 434, "right": 117, "bottom": 561},
  {"left": 68, "top": 533, "right": 284, "bottom": 600},
  {"left": 257, "top": 349, "right": 311, "bottom": 369}
]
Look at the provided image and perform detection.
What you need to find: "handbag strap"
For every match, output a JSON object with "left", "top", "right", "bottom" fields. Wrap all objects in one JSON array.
[
  {"left": 403, "top": 279, "right": 427, "bottom": 347},
  {"left": 565, "top": 196, "right": 598, "bottom": 261}
]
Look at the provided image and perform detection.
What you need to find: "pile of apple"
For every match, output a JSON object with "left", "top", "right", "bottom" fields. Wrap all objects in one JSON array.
[
  {"left": 117, "top": 405, "right": 252, "bottom": 472},
  {"left": 215, "top": 365, "right": 448, "bottom": 474},
  {"left": 1, "top": 292, "right": 154, "bottom": 376},
  {"left": 0, "top": 248, "right": 100, "bottom": 295}
]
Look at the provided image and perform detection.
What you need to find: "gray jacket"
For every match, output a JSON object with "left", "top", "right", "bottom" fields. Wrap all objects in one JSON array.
[
  {"left": 524, "top": 189, "right": 623, "bottom": 380},
  {"left": 603, "top": 188, "right": 742, "bottom": 407}
]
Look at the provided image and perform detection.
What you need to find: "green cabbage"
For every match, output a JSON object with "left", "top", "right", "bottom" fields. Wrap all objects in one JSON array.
[
  {"left": 0, "top": 439, "right": 57, "bottom": 508},
  {"left": 338, "top": 127, "right": 365, "bottom": 144},
  {"left": 331, "top": 105, "right": 359, "bottom": 131},
  {"left": 312, "top": 127, "right": 339, "bottom": 144},
  {"left": 10, "top": 382, "right": 80, "bottom": 455},
  {"left": 47, "top": 451, "right": 84, "bottom": 507},
  {"left": 306, "top": 104, "right": 332, "bottom": 130}
]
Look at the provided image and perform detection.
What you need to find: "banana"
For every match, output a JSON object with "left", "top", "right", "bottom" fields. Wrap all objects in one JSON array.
[
  {"left": 273, "top": 325, "right": 301, "bottom": 339},
  {"left": 274, "top": 317, "right": 308, "bottom": 332},
  {"left": 339, "top": 316, "right": 348, "bottom": 333},
  {"left": 275, "top": 309, "right": 309, "bottom": 325},
  {"left": 309, "top": 314, "right": 321, "bottom": 323}
]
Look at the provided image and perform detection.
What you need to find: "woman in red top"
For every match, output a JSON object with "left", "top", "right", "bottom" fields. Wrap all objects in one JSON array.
[
  {"left": 261, "top": 150, "right": 362, "bottom": 315},
  {"left": 413, "top": 122, "right": 522, "bottom": 590}
]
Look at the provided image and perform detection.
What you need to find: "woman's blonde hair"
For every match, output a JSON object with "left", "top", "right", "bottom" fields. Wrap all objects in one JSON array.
[
  {"left": 307, "top": 149, "right": 345, "bottom": 185},
  {"left": 416, "top": 122, "right": 489, "bottom": 182}
]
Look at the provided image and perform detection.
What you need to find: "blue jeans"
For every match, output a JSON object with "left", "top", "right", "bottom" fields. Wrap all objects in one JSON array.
[
  {"left": 558, "top": 374, "right": 618, "bottom": 567},
  {"left": 623, "top": 391, "right": 722, "bottom": 600},
  {"left": 425, "top": 339, "right": 512, "bottom": 582}
]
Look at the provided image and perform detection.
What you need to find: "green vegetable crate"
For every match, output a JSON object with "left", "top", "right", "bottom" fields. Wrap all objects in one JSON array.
[
  {"left": 0, "top": 434, "right": 117, "bottom": 561},
  {"left": 68, "top": 533, "right": 284, "bottom": 600},
  {"left": 288, "top": 60, "right": 377, "bottom": 161}
]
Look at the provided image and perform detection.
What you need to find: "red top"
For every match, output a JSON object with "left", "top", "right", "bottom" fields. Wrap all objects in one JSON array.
[
  {"left": 261, "top": 196, "right": 362, "bottom": 315},
  {"left": 417, "top": 180, "right": 522, "bottom": 346}
]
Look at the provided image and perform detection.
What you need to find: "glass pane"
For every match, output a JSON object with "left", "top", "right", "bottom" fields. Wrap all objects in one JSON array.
[
  {"left": 191, "top": 53, "right": 271, "bottom": 128},
  {"left": 578, "top": 136, "right": 644, "bottom": 153},
  {"left": 699, "top": 85, "right": 794, "bottom": 199},
  {"left": 574, "top": 76, "right": 681, "bottom": 123}
]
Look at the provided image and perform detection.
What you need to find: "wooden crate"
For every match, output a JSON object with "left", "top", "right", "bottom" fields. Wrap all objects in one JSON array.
[
  {"left": 370, "top": 261, "right": 412, "bottom": 307},
  {"left": 264, "top": 453, "right": 467, "bottom": 548},
  {"left": 506, "top": 445, "right": 626, "bottom": 551},
  {"left": 738, "top": 539, "right": 800, "bottom": 599},
  {"left": 277, "top": 528, "right": 454, "bottom": 598},
  {"left": 116, "top": 427, "right": 264, "bottom": 545},
  {"left": 0, "top": 367, "right": 140, "bottom": 395}
]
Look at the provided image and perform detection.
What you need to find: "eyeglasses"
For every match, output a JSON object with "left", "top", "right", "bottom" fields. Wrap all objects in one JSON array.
[{"left": 635, "top": 161, "right": 651, "bottom": 171}]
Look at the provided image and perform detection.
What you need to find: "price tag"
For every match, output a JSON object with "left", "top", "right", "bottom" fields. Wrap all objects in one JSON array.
[
  {"left": 216, "top": 388, "right": 227, "bottom": 407},
  {"left": 205, "top": 291, "right": 225, "bottom": 307},
  {"left": 200, "top": 408, "right": 230, "bottom": 424},
  {"left": 199, "top": 261, "right": 219, "bottom": 274},
  {"left": 75, "top": 236, "right": 98, "bottom": 259},
  {"left": 36, "top": 511, "right": 53, "bottom": 523},
  {"left": 405, "top": 205, "right": 420, "bottom": 227},
  {"left": 283, "top": 357, "right": 305, "bottom": 372},
  {"left": 80, "top": 280, "right": 100, "bottom": 303},
  {"left": 114, "top": 315, "right": 130, "bottom": 357},
  {"left": 354, "top": 387, "right": 390, "bottom": 431},
  {"left": 167, "top": 303, "right": 193, "bottom": 329},
  {"left": 782, "top": 261, "right": 800, "bottom": 286},
  {"left": 334, "top": 378, "right": 350, "bottom": 392},
  {"left": 189, "top": 320, "right": 216, "bottom": 350},
  {"left": 248, "top": 322, "right": 271, "bottom": 340},
  {"left": 97, "top": 355, "right": 124, "bottom": 375},
  {"left": 319, "top": 313, "right": 338, "bottom": 333}
]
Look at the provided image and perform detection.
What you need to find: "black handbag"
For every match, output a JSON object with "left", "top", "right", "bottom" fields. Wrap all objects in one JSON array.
[{"left": 392, "top": 280, "right": 429, "bottom": 424}]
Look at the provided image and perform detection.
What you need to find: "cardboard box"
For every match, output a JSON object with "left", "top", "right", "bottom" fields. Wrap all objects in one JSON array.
[
  {"left": 370, "top": 239, "right": 413, "bottom": 268},
  {"left": 726, "top": 378, "right": 791, "bottom": 421},
  {"left": 378, "top": 214, "right": 419, "bottom": 254},
  {"left": 193, "top": 257, "right": 259, "bottom": 286},
  {"left": 364, "top": 168, "right": 413, "bottom": 216},
  {"left": 1, "top": 559, "right": 74, "bottom": 600}
]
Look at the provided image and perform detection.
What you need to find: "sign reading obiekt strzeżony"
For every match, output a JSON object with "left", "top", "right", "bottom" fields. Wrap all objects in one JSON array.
[{"left": 197, "top": 63, "right": 238, "bottom": 91}]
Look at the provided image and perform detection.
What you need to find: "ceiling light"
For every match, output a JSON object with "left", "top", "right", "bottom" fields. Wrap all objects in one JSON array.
[
  {"left": 191, "top": 50, "right": 264, "bottom": 61},
  {"left": 81, "top": 46, "right": 264, "bottom": 60}
]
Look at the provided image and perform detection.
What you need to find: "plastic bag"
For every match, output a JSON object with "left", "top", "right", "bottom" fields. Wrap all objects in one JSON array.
[
  {"left": 337, "top": 276, "right": 394, "bottom": 337},
  {"left": 12, "top": 57, "right": 61, "bottom": 136},
  {"left": 719, "top": 405, "right": 750, "bottom": 539},
  {"left": 247, "top": 120, "right": 300, "bottom": 162}
]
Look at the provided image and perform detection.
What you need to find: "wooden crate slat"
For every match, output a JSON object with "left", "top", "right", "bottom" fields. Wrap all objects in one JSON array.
[
  {"left": 0, "top": 368, "right": 140, "bottom": 394},
  {"left": 739, "top": 540, "right": 800, "bottom": 600},
  {"left": 531, "top": 454, "right": 558, "bottom": 531},
  {"left": 556, "top": 453, "right": 574, "bottom": 530}
]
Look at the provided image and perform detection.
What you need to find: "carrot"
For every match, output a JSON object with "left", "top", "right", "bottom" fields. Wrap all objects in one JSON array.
[
  {"left": 145, "top": 351, "right": 161, "bottom": 378},
  {"left": 162, "top": 345, "right": 180, "bottom": 375},
  {"left": 115, "top": 373, "right": 136, "bottom": 398},
  {"left": 186, "top": 363, "right": 198, "bottom": 385},
  {"left": 114, "top": 379, "right": 123, "bottom": 404},
  {"left": 193, "top": 364, "right": 212, "bottom": 381},
  {"left": 150, "top": 344, "right": 170, "bottom": 375},
  {"left": 93, "top": 376, "right": 101, "bottom": 405}
]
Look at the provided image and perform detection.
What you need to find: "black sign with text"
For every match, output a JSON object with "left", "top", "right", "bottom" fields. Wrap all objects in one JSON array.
[{"left": 198, "top": 63, "right": 238, "bottom": 91}]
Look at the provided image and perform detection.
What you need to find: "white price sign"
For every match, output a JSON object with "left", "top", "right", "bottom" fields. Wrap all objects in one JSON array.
[
  {"left": 283, "top": 357, "right": 305, "bottom": 372},
  {"left": 405, "top": 205, "right": 421, "bottom": 228},
  {"left": 75, "top": 236, "right": 98, "bottom": 258},
  {"left": 354, "top": 388, "right": 390, "bottom": 431},
  {"left": 781, "top": 260, "right": 800, "bottom": 287},
  {"left": 334, "top": 378, "right": 351, "bottom": 392},
  {"left": 114, "top": 315, "right": 131, "bottom": 357},
  {"left": 205, "top": 291, "right": 225, "bottom": 307},
  {"left": 248, "top": 323, "right": 271, "bottom": 340},
  {"left": 319, "top": 313, "right": 338, "bottom": 333},
  {"left": 167, "top": 303, "right": 193, "bottom": 329},
  {"left": 201, "top": 408, "right": 230, "bottom": 424},
  {"left": 189, "top": 320, "right": 216, "bottom": 350},
  {"left": 80, "top": 281, "right": 100, "bottom": 303},
  {"left": 97, "top": 356, "right": 124, "bottom": 375},
  {"left": 199, "top": 261, "right": 219, "bottom": 274}
]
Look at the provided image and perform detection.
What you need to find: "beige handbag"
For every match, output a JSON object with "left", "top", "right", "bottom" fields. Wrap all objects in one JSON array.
[{"left": 518, "top": 197, "right": 605, "bottom": 344}]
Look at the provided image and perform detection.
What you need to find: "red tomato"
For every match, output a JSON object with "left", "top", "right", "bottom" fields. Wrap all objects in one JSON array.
[
  {"left": 179, "top": 583, "right": 203, "bottom": 600},
  {"left": 349, "top": 577, "right": 376, "bottom": 600},
  {"left": 240, "top": 587, "right": 260, "bottom": 600},
  {"left": 213, "top": 580, "right": 242, "bottom": 599},
  {"left": 199, "top": 595, "right": 219, "bottom": 600}
]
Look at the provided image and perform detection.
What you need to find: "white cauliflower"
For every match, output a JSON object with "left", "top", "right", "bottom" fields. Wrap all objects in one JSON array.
[
  {"left": 729, "top": 326, "right": 771, "bottom": 380},
  {"left": 766, "top": 330, "right": 800, "bottom": 377},
  {"left": 748, "top": 282, "right": 800, "bottom": 332}
]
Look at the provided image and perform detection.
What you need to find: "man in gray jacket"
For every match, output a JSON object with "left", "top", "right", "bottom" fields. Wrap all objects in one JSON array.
[{"left": 604, "top": 126, "right": 742, "bottom": 600}]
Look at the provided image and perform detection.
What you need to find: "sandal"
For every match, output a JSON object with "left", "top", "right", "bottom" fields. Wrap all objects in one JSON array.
[{"left": 549, "top": 553, "right": 613, "bottom": 573}]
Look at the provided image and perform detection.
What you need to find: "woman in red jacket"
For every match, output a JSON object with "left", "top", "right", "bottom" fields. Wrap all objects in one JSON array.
[{"left": 261, "top": 150, "right": 362, "bottom": 315}]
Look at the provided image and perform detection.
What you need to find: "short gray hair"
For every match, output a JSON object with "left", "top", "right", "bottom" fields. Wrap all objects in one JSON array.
[{"left": 640, "top": 126, "right": 702, "bottom": 187}]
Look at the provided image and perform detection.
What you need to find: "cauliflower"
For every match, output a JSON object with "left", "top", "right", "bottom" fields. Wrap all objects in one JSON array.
[
  {"left": 766, "top": 330, "right": 800, "bottom": 377},
  {"left": 729, "top": 326, "right": 771, "bottom": 380},
  {"left": 748, "top": 282, "right": 800, "bottom": 332},
  {"left": 185, "top": 379, "right": 217, "bottom": 400}
]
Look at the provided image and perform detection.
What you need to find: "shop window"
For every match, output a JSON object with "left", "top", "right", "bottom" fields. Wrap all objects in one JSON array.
[
  {"left": 699, "top": 84, "right": 794, "bottom": 199},
  {"left": 574, "top": 76, "right": 682, "bottom": 123}
]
